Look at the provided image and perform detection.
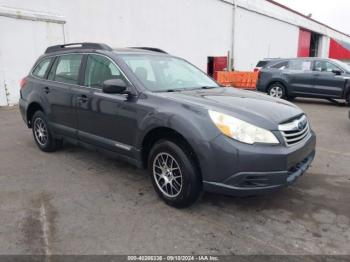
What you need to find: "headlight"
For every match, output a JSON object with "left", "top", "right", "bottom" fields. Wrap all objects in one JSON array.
[{"left": 208, "top": 110, "right": 279, "bottom": 145}]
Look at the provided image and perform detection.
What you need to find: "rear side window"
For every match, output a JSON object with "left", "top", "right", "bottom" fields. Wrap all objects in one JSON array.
[
  {"left": 48, "top": 54, "right": 83, "bottom": 84},
  {"left": 270, "top": 61, "right": 288, "bottom": 70},
  {"left": 32, "top": 58, "right": 52, "bottom": 78},
  {"left": 288, "top": 60, "right": 312, "bottom": 71}
]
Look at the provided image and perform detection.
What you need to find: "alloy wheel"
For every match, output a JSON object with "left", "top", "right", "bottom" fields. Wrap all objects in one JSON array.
[
  {"left": 153, "top": 152, "right": 183, "bottom": 198},
  {"left": 269, "top": 86, "right": 283, "bottom": 98},
  {"left": 33, "top": 118, "right": 48, "bottom": 146}
]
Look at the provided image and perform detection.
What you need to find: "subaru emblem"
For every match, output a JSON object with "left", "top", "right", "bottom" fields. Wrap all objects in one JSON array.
[{"left": 298, "top": 120, "right": 306, "bottom": 130}]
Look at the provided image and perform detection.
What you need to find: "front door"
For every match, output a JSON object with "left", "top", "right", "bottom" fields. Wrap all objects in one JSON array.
[
  {"left": 313, "top": 60, "right": 346, "bottom": 98},
  {"left": 76, "top": 54, "right": 138, "bottom": 157}
]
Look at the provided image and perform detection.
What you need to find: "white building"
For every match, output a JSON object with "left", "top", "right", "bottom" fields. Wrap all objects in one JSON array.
[{"left": 1, "top": 0, "right": 350, "bottom": 106}]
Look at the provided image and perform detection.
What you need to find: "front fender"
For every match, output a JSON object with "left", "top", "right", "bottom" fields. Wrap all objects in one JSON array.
[
  {"left": 342, "top": 79, "right": 350, "bottom": 99},
  {"left": 135, "top": 107, "right": 220, "bottom": 156}
]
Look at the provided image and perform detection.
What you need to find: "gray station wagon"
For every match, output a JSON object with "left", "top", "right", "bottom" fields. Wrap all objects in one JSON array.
[{"left": 19, "top": 43, "right": 316, "bottom": 207}]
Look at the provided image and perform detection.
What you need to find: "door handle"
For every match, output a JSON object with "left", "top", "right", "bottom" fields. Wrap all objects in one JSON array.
[
  {"left": 44, "top": 87, "right": 50, "bottom": 94},
  {"left": 78, "top": 94, "right": 88, "bottom": 103}
]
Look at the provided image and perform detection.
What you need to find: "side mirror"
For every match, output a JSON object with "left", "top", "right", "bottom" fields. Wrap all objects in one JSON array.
[
  {"left": 332, "top": 69, "right": 342, "bottom": 75},
  {"left": 102, "top": 79, "right": 127, "bottom": 94}
]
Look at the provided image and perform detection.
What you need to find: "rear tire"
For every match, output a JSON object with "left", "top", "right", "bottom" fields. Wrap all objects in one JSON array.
[
  {"left": 148, "top": 140, "right": 202, "bottom": 208},
  {"left": 268, "top": 83, "right": 286, "bottom": 99},
  {"left": 32, "top": 111, "right": 61, "bottom": 152}
]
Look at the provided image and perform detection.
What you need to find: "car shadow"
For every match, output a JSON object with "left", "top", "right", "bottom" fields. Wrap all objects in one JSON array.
[
  {"left": 293, "top": 97, "right": 347, "bottom": 107},
  {"left": 202, "top": 187, "right": 279, "bottom": 211},
  {"left": 56, "top": 142, "right": 349, "bottom": 221},
  {"left": 195, "top": 169, "right": 350, "bottom": 222}
]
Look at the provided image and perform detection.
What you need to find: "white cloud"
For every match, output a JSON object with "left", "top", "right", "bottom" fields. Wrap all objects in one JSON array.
[{"left": 273, "top": 0, "right": 350, "bottom": 35}]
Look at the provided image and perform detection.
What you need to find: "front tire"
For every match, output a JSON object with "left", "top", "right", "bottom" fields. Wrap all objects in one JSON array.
[
  {"left": 32, "top": 111, "right": 61, "bottom": 152},
  {"left": 148, "top": 140, "right": 202, "bottom": 208},
  {"left": 268, "top": 83, "right": 286, "bottom": 99}
]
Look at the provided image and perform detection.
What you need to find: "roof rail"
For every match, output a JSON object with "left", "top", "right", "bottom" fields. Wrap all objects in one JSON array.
[
  {"left": 130, "top": 47, "right": 167, "bottom": 54},
  {"left": 45, "top": 42, "right": 113, "bottom": 54}
]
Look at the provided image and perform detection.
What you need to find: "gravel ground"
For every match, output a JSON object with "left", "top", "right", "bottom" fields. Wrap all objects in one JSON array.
[{"left": 0, "top": 98, "right": 349, "bottom": 255}]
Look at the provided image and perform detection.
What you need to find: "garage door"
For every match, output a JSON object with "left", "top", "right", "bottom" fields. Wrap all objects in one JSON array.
[
  {"left": 297, "top": 29, "right": 311, "bottom": 57},
  {"left": 0, "top": 7, "right": 65, "bottom": 106}
]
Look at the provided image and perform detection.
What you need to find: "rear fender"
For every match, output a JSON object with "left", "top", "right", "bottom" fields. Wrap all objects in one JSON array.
[{"left": 267, "top": 78, "right": 289, "bottom": 92}]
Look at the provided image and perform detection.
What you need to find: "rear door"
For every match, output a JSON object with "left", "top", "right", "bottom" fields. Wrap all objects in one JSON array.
[
  {"left": 312, "top": 60, "right": 346, "bottom": 98},
  {"left": 285, "top": 59, "right": 315, "bottom": 96},
  {"left": 45, "top": 54, "right": 83, "bottom": 138}
]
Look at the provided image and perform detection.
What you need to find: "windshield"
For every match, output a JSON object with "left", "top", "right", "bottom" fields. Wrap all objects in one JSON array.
[
  {"left": 332, "top": 59, "right": 350, "bottom": 72},
  {"left": 120, "top": 54, "right": 219, "bottom": 92}
]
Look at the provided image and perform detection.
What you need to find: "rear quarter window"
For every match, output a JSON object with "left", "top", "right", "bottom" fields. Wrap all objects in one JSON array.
[
  {"left": 32, "top": 58, "right": 52, "bottom": 78},
  {"left": 256, "top": 61, "right": 268, "bottom": 67}
]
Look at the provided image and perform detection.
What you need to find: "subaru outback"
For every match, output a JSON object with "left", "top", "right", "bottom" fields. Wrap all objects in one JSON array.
[{"left": 19, "top": 43, "right": 316, "bottom": 208}]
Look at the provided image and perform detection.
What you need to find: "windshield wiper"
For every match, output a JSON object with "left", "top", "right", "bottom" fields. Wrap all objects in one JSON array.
[
  {"left": 164, "top": 89, "right": 177, "bottom": 92},
  {"left": 158, "top": 86, "right": 217, "bottom": 92},
  {"left": 158, "top": 89, "right": 183, "bottom": 92},
  {"left": 199, "top": 86, "right": 218, "bottom": 89}
]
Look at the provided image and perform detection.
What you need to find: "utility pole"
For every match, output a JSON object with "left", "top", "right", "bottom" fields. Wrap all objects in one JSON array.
[{"left": 230, "top": 0, "right": 237, "bottom": 71}]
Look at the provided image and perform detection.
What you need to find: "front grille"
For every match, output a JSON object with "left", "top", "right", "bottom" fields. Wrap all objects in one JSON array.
[{"left": 279, "top": 115, "right": 311, "bottom": 146}]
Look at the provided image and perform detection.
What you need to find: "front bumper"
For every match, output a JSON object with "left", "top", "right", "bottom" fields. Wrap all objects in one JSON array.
[
  {"left": 199, "top": 131, "right": 316, "bottom": 197},
  {"left": 203, "top": 151, "right": 314, "bottom": 196}
]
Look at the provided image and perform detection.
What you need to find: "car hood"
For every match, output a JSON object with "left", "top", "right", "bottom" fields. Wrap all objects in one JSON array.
[{"left": 156, "top": 87, "right": 304, "bottom": 130}]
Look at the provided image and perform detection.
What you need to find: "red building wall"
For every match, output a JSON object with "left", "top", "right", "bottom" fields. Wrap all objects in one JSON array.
[{"left": 329, "top": 38, "right": 350, "bottom": 60}]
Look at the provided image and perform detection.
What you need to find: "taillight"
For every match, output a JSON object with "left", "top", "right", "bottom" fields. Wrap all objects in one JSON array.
[
  {"left": 20, "top": 77, "right": 27, "bottom": 90},
  {"left": 254, "top": 68, "right": 261, "bottom": 82}
]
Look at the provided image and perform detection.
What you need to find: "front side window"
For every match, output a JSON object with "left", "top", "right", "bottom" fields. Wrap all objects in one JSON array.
[
  {"left": 333, "top": 59, "right": 350, "bottom": 72},
  {"left": 84, "top": 54, "right": 125, "bottom": 88},
  {"left": 32, "top": 58, "right": 52, "bottom": 78},
  {"left": 288, "top": 60, "right": 312, "bottom": 71},
  {"left": 314, "top": 60, "right": 342, "bottom": 72},
  {"left": 48, "top": 54, "right": 83, "bottom": 84},
  {"left": 120, "top": 54, "right": 219, "bottom": 92}
]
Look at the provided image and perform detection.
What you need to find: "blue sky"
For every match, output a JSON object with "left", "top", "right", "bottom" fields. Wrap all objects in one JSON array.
[{"left": 274, "top": 0, "right": 350, "bottom": 35}]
